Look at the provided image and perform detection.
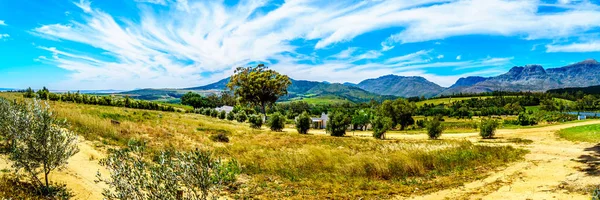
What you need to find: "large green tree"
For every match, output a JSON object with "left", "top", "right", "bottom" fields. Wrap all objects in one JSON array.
[
  {"left": 227, "top": 64, "right": 291, "bottom": 117},
  {"left": 379, "top": 99, "right": 416, "bottom": 130},
  {"left": 181, "top": 92, "right": 216, "bottom": 108}
]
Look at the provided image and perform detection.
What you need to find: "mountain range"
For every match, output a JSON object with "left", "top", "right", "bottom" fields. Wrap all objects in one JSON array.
[{"left": 121, "top": 59, "right": 600, "bottom": 103}]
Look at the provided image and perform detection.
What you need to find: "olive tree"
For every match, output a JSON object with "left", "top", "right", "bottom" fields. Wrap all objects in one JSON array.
[
  {"left": 268, "top": 112, "right": 285, "bottom": 132},
  {"left": 326, "top": 111, "right": 350, "bottom": 137},
  {"left": 295, "top": 112, "right": 311, "bottom": 134},
  {"left": 227, "top": 64, "right": 291, "bottom": 118},
  {"left": 9, "top": 99, "right": 79, "bottom": 193},
  {"left": 371, "top": 116, "right": 392, "bottom": 140},
  {"left": 97, "top": 141, "right": 240, "bottom": 200},
  {"left": 426, "top": 116, "right": 444, "bottom": 139},
  {"left": 379, "top": 99, "right": 416, "bottom": 130}
]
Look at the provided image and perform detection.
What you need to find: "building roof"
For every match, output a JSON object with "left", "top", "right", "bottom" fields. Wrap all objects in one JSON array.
[{"left": 215, "top": 106, "right": 234, "bottom": 113}]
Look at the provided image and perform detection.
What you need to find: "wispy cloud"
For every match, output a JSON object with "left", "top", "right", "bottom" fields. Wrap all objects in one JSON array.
[
  {"left": 30, "top": 0, "right": 600, "bottom": 89},
  {"left": 0, "top": 34, "right": 9, "bottom": 39},
  {"left": 0, "top": 20, "right": 6, "bottom": 26},
  {"left": 546, "top": 41, "right": 600, "bottom": 52}
]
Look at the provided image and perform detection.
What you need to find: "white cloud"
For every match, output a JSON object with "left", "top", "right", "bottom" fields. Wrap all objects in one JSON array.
[
  {"left": 456, "top": 55, "right": 462, "bottom": 60},
  {"left": 0, "top": 34, "right": 9, "bottom": 39},
  {"left": 0, "top": 20, "right": 5, "bottom": 26},
  {"left": 546, "top": 41, "right": 600, "bottom": 52},
  {"left": 31, "top": 0, "right": 600, "bottom": 89},
  {"left": 437, "top": 55, "right": 444, "bottom": 59}
]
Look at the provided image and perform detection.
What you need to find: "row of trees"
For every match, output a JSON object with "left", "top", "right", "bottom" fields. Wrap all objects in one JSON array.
[{"left": 23, "top": 87, "right": 176, "bottom": 112}]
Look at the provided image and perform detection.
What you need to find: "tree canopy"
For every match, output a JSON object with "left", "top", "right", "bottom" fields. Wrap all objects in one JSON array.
[{"left": 227, "top": 64, "right": 291, "bottom": 117}]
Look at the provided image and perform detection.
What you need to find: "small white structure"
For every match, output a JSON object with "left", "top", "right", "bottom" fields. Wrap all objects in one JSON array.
[
  {"left": 311, "top": 113, "right": 328, "bottom": 129},
  {"left": 215, "top": 106, "right": 234, "bottom": 114},
  {"left": 578, "top": 115, "right": 587, "bottom": 120}
]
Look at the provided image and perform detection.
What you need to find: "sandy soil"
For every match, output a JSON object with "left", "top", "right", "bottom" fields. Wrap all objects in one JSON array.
[
  {"left": 0, "top": 140, "right": 108, "bottom": 200},
  {"left": 404, "top": 120, "right": 600, "bottom": 200}
]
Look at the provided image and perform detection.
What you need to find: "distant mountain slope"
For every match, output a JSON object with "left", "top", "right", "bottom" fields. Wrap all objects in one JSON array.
[
  {"left": 547, "top": 85, "right": 600, "bottom": 95},
  {"left": 449, "top": 76, "right": 488, "bottom": 88},
  {"left": 185, "top": 78, "right": 230, "bottom": 90},
  {"left": 357, "top": 75, "right": 445, "bottom": 98},
  {"left": 304, "top": 83, "right": 395, "bottom": 102},
  {"left": 449, "top": 59, "right": 600, "bottom": 94}
]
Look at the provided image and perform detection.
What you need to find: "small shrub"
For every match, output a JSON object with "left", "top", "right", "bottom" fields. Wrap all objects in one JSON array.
[
  {"left": 202, "top": 108, "right": 211, "bottom": 116},
  {"left": 268, "top": 112, "right": 285, "bottom": 132},
  {"left": 480, "top": 118, "right": 499, "bottom": 139},
  {"left": 210, "top": 109, "right": 218, "bottom": 118},
  {"left": 326, "top": 111, "right": 350, "bottom": 137},
  {"left": 210, "top": 133, "right": 230, "bottom": 143},
  {"left": 226, "top": 111, "right": 235, "bottom": 121},
  {"left": 248, "top": 115, "right": 263, "bottom": 129},
  {"left": 426, "top": 116, "right": 444, "bottom": 139},
  {"left": 295, "top": 112, "right": 311, "bottom": 134},
  {"left": 372, "top": 116, "right": 392, "bottom": 139},
  {"left": 218, "top": 110, "right": 226, "bottom": 119},
  {"left": 236, "top": 112, "right": 247, "bottom": 123}
]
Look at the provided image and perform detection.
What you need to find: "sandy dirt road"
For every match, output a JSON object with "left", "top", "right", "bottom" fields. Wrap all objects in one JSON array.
[
  {"left": 405, "top": 120, "right": 600, "bottom": 200},
  {"left": 0, "top": 140, "right": 108, "bottom": 200}
]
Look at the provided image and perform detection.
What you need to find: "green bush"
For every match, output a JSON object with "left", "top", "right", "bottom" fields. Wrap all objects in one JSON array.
[
  {"left": 210, "top": 110, "right": 218, "bottom": 118},
  {"left": 203, "top": 108, "right": 211, "bottom": 116},
  {"left": 326, "top": 111, "right": 350, "bottom": 137},
  {"left": 226, "top": 111, "right": 235, "bottom": 121},
  {"left": 517, "top": 112, "right": 538, "bottom": 126},
  {"left": 268, "top": 112, "right": 285, "bottom": 132},
  {"left": 218, "top": 110, "right": 226, "bottom": 119},
  {"left": 426, "top": 116, "right": 444, "bottom": 139},
  {"left": 248, "top": 115, "right": 263, "bottom": 129},
  {"left": 480, "top": 118, "right": 499, "bottom": 139},
  {"left": 416, "top": 119, "right": 425, "bottom": 128},
  {"left": 372, "top": 116, "right": 392, "bottom": 139},
  {"left": 295, "top": 112, "right": 311, "bottom": 134},
  {"left": 236, "top": 112, "right": 247, "bottom": 123}
]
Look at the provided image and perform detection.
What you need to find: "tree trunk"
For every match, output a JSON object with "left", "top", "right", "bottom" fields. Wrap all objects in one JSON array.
[
  {"left": 45, "top": 171, "right": 49, "bottom": 189},
  {"left": 261, "top": 102, "right": 267, "bottom": 119}
]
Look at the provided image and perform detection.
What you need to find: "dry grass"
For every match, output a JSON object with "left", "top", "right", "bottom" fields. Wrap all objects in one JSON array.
[{"left": 0, "top": 92, "right": 528, "bottom": 198}]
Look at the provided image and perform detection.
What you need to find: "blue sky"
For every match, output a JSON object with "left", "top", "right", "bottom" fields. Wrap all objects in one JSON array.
[{"left": 0, "top": 0, "right": 599, "bottom": 90}]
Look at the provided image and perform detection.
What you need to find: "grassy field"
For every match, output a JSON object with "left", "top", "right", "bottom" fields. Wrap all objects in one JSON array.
[
  {"left": 557, "top": 123, "right": 600, "bottom": 143},
  {"left": 0, "top": 92, "right": 528, "bottom": 199},
  {"left": 416, "top": 96, "right": 492, "bottom": 106}
]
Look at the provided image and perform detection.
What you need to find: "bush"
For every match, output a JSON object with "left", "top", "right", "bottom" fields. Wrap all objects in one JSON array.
[
  {"left": 426, "top": 116, "right": 444, "bottom": 139},
  {"left": 416, "top": 119, "right": 425, "bottom": 128},
  {"left": 372, "top": 116, "right": 392, "bottom": 139},
  {"left": 268, "top": 112, "right": 285, "bottom": 132},
  {"left": 218, "top": 110, "right": 226, "bottom": 119},
  {"left": 248, "top": 115, "right": 263, "bottom": 129},
  {"left": 203, "top": 108, "right": 211, "bottom": 116},
  {"left": 210, "top": 109, "right": 218, "bottom": 118},
  {"left": 480, "top": 118, "right": 500, "bottom": 139},
  {"left": 98, "top": 141, "right": 240, "bottom": 199},
  {"left": 517, "top": 112, "right": 538, "bottom": 126},
  {"left": 236, "top": 112, "right": 247, "bottom": 123},
  {"left": 295, "top": 112, "right": 311, "bottom": 134},
  {"left": 226, "top": 111, "right": 235, "bottom": 121},
  {"left": 210, "top": 133, "right": 230, "bottom": 143},
  {"left": 326, "top": 111, "right": 350, "bottom": 137}
]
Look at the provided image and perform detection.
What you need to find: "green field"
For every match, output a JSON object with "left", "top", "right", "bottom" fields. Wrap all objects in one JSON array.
[
  {"left": 558, "top": 123, "right": 600, "bottom": 142},
  {"left": 416, "top": 96, "right": 492, "bottom": 106}
]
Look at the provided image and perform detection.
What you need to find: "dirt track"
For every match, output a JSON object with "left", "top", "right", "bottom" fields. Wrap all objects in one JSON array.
[{"left": 406, "top": 120, "right": 600, "bottom": 200}]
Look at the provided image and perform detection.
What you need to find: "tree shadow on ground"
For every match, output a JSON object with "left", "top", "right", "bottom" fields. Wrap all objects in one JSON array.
[{"left": 576, "top": 144, "right": 600, "bottom": 176}]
